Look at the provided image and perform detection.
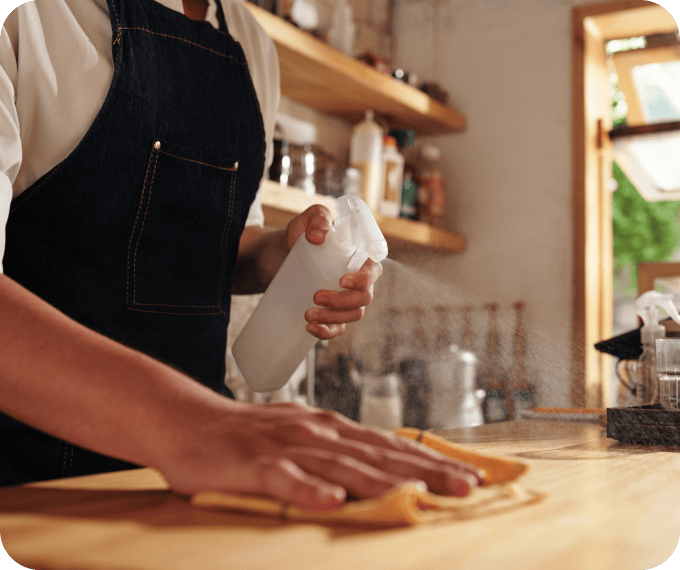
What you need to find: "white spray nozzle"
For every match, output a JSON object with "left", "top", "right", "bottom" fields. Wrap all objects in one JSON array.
[
  {"left": 635, "top": 290, "right": 680, "bottom": 328},
  {"left": 332, "top": 195, "right": 388, "bottom": 272}
]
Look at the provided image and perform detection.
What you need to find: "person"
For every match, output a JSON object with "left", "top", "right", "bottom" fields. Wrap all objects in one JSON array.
[{"left": 0, "top": 0, "right": 485, "bottom": 510}]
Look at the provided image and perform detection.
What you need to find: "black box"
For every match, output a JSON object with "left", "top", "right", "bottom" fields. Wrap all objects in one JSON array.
[{"left": 607, "top": 405, "right": 680, "bottom": 446}]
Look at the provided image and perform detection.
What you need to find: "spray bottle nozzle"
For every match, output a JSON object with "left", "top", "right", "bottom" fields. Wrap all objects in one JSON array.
[
  {"left": 332, "top": 195, "right": 388, "bottom": 272},
  {"left": 635, "top": 290, "right": 680, "bottom": 346},
  {"left": 635, "top": 290, "right": 680, "bottom": 327}
]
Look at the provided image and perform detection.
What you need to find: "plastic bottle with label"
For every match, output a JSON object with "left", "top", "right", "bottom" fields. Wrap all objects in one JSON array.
[
  {"left": 400, "top": 169, "right": 418, "bottom": 220},
  {"left": 232, "top": 195, "right": 388, "bottom": 393},
  {"left": 350, "top": 110, "right": 383, "bottom": 214},
  {"left": 417, "top": 145, "right": 445, "bottom": 227},
  {"left": 378, "top": 136, "right": 404, "bottom": 218}
]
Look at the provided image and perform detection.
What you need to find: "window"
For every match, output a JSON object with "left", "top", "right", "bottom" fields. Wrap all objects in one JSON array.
[{"left": 610, "top": 35, "right": 680, "bottom": 200}]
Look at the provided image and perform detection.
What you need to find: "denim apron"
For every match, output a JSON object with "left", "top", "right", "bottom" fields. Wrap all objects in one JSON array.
[{"left": 1, "top": 0, "right": 265, "bottom": 485}]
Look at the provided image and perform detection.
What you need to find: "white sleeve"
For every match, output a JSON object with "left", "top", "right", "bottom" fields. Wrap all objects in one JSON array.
[
  {"left": 226, "top": 0, "right": 280, "bottom": 228},
  {"left": 244, "top": 190, "right": 264, "bottom": 227},
  {"left": 0, "top": 13, "right": 22, "bottom": 273}
]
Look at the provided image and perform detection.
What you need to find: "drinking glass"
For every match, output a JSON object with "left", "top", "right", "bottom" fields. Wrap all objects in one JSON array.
[{"left": 655, "top": 338, "right": 680, "bottom": 411}]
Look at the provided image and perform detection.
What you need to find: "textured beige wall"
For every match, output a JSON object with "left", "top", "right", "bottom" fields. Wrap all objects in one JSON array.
[{"left": 388, "top": 0, "right": 615, "bottom": 407}]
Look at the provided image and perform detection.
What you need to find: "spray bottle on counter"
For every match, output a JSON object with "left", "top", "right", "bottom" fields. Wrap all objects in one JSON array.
[
  {"left": 232, "top": 195, "right": 388, "bottom": 393},
  {"left": 634, "top": 291, "right": 680, "bottom": 405}
]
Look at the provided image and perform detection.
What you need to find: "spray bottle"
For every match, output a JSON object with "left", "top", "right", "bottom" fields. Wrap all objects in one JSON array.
[
  {"left": 634, "top": 291, "right": 680, "bottom": 405},
  {"left": 232, "top": 195, "right": 388, "bottom": 393}
]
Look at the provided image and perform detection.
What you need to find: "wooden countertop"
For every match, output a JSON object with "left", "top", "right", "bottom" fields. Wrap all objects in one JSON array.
[{"left": 1, "top": 420, "right": 679, "bottom": 570}]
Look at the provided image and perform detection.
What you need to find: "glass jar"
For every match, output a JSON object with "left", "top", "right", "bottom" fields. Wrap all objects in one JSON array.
[
  {"left": 360, "top": 373, "right": 403, "bottom": 429},
  {"left": 655, "top": 338, "right": 680, "bottom": 411}
]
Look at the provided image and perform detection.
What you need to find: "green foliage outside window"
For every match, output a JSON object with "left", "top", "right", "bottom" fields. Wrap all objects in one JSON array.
[
  {"left": 612, "top": 161, "right": 680, "bottom": 293},
  {"left": 608, "top": 40, "right": 680, "bottom": 294}
]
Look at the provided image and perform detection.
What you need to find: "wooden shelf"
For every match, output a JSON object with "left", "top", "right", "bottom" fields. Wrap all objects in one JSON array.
[
  {"left": 245, "top": 3, "right": 466, "bottom": 135},
  {"left": 260, "top": 180, "right": 465, "bottom": 253},
  {"left": 248, "top": 3, "right": 467, "bottom": 252}
]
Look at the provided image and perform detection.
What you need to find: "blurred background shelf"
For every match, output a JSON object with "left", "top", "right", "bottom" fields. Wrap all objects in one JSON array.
[
  {"left": 261, "top": 180, "right": 466, "bottom": 252},
  {"left": 245, "top": 3, "right": 466, "bottom": 135}
]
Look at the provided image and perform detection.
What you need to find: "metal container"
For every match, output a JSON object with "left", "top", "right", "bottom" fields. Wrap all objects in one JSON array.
[
  {"left": 426, "top": 345, "right": 484, "bottom": 430},
  {"left": 268, "top": 139, "right": 340, "bottom": 196}
]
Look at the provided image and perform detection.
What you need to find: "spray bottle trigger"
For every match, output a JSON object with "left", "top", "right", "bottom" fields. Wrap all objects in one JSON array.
[
  {"left": 659, "top": 296, "right": 680, "bottom": 326},
  {"left": 347, "top": 249, "right": 369, "bottom": 273},
  {"left": 635, "top": 290, "right": 680, "bottom": 327},
  {"left": 333, "top": 195, "right": 388, "bottom": 267}
]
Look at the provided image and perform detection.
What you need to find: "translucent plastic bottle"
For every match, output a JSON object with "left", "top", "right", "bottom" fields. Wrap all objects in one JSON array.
[
  {"left": 350, "top": 110, "right": 383, "bottom": 213},
  {"left": 328, "top": 0, "right": 355, "bottom": 55},
  {"left": 232, "top": 196, "right": 388, "bottom": 393}
]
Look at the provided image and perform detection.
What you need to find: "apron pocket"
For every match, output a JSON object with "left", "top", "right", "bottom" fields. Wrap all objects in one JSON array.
[{"left": 126, "top": 139, "right": 238, "bottom": 315}]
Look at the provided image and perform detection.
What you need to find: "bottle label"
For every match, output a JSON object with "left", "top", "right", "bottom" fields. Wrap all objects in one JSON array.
[{"left": 350, "top": 161, "right": 381, "bottom": 212}]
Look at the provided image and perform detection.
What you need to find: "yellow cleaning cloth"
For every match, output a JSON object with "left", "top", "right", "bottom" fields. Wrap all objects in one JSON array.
[{"left": 191, "top": 428, "right": 541, "bottom": 527}]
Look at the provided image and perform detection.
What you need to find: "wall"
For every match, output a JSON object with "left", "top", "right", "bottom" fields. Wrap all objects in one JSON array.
[
  {"left": 313, "top": 0, "right": 607, "bottom": 408},
  {"left": 394, "top": 0, "right": 616, "bottom": 406},
  {"left": 383, "top": 0, "right": 618, "bottom": 407}
]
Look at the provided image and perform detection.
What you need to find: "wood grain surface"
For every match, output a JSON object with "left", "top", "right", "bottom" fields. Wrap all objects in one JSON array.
[{"left": 1, "top": 420, "right": 679, "bottom": 570}]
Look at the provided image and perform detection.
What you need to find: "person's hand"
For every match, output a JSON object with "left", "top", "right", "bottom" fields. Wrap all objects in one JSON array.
[
  {"left": 160, "top": 402, "right": 486, "bottom": 511},
  {"left": 286, "top": 205, "right": 383, "bottom": 340}
]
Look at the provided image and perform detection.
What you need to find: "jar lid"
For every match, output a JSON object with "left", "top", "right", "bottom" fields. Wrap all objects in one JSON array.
[{"left": 383, "top": 135, "right": 397, "bottom": 148}]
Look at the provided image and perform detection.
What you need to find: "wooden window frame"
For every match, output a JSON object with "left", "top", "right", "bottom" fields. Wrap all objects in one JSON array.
[
  {"left": 638, "top": 262, "right": 680, "bottom": 296},
  {"left": 571, "top": 0, "right": 678, "bottom": 407},
  {"left": 612, "top": 44, "right": 680, "bottom": 125}
]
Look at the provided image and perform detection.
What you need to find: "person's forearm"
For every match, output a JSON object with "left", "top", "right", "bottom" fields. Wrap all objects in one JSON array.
[
  {"left": 231, "top": 225, "right": 289, "bottom": 294},
  {"left": 0, "top": 275, "right": 486, "bottom": 509},
  {"left": 0, "top": 274, "right": 239, "bottom": 471}
]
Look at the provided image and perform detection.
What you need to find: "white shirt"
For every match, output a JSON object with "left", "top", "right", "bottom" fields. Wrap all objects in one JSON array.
[{"left": 0, "top": 0, "right": 280, "bottom": 272}]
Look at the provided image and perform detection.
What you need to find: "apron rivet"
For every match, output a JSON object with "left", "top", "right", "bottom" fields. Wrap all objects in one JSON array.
[{"left": 154, "top": 141, "right": 161, "bottom": 150}]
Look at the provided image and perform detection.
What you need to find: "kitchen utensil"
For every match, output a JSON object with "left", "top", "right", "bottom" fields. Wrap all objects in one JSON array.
[{"left": 427, "top": 344, "right": 483, "bottom": 429}]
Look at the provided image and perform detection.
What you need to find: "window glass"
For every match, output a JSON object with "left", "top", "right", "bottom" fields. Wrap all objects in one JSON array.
[{"left": 632, "top": 60, "right": 680, "bottom": 123}]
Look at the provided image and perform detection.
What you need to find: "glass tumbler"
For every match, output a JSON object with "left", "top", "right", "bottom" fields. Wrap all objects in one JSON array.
[
  {"left": 655, "top": 338, "right": 680, "bottom": 411},
  {"left": 360, "top": 373, "right": 403, "bottom": 429}
]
